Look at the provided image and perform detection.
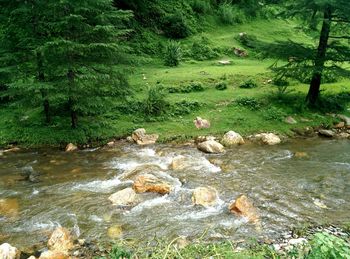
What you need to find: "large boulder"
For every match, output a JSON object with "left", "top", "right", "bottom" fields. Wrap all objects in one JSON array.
[
  {"left": 0, "top": 198, "right": 19, "bottom": 218},
  {"left": 0, "top": 243, "right": 20, "bottom": 259},
  {"left": 192, "top": 187, "right": 219, "bottom": 207},
  {"left": 255, "top": 133, "right": 281, "bottom": 145},
  {"left": 131, "top": 128, "right": 159, "bottom": 145},
  {"left": 65, "top": 143, "right": 77, "bottom": 152},
  {"left": 108, "top": 188, "right": 137, "bottom": 206},
  {"left": 197, "top": 140, "right": 224, "bottom": 153},
  {"left": 318, "top": 129, "right": 335, "bottom": 138},
  {"left": 47, "top": 227, "right": 73, "bottom": 254},
  {"left": 221, "top": 131, "right": 245, "bottom": 146},
  {"left": 193, "top": 117, "right": 211, "bottom": 129},
  {"left": 133, "top": 174, "right": 172, "bottom": 195},
  {"left": 39, "top": 250, "right": 68, "bottom": 259},
  {"left": 228, "top": 195, "right": 259, "bottom": 224}
]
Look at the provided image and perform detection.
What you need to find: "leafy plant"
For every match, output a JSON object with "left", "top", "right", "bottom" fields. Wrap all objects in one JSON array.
[
  {"left": 273, "top": 78, "right": 291, "bottom": 97},
  {"left": 108, "top": 245, "right": 132, "bottom": 259},
  {"left": 218, "top": 3, "right": 246, "bottom": 25},
  {"left": 262, "top": 106, "right": 286, "bottom": 121},
  {"left": 171, "top": 100, "right": 202, "bottom": 115},
  {"left": 164, "top": 41, "right": 182, "bottom": 67},
  {"left": 161, "top": 12, "right": 192, "bottom": 39},
  {"left": 168, "top": 82, "right": 205, "bottom": 93},
  {"left": 215, "top": 82, "right": 228, "bottom": 90},
  {"left": 234, "top": 97, "right": 262, "bottom": 110},
  {"left": 190, "top": 36, "right": 219, "bottom": 61},
  {"left": 143, "top": 85, "right": 169, "bottom": 117},
  {"left": 237, "top": 33, "right": 259, "bottom": 48},
  {"left": 191, "top": 0, "right": 211, "bottom": 14},
  {"left": 239, "top": 79, "right": 258, "bottom": 89}
]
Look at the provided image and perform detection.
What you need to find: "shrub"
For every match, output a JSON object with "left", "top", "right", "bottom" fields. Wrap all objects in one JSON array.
[
  {"left": 273, "top": 78, "right": 290, "bottom": 97},
  {"left": 191, "top": 0, "right": 211, "bottom": 14},
  {"left": 168, "top": 82, "right": 205, "bottom": 93},
  {"left": 215, "top": 81, "right": 228, "bottom": 90},
  {"left": 218, "top": 3, "right": 246, "bottom": 25},
  {"left": 234, "top": 97, "right": 262, "bottom": 110},
  {"left": 262, "top": 106, "right": 286, "bottom": 121},
  {"left": 171, "top": 100, "right": 202, "bottom": 115},
  {"left": 190, "top": 36, "right": 220, "bottom": 61},
  {"left": 143, "top": 85, "right": 169, "bottom": 117},
  {"left": 164, "top": 41, "right": 182, "bottom": 67},
  {"left": 162, "top": 12, "right": 192, "bottom": 39},
  {"left": 237, "top": 33, "right": 259, "bottom": 48},
  {"left": 108, "top": 245, "right": 132, "bottom": 259},
  {"left": 239, "top": 79, "right": 258, "bottom": 89}
]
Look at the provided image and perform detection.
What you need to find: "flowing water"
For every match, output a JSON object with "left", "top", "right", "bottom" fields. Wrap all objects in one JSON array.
[{"left": 1, "top": 138, "right": 350, "bottom": 250}]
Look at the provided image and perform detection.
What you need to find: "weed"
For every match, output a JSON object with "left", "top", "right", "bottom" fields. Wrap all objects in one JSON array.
[
  {"left": 143, "top": 85, "right": 169, "bottom": 117},
  {"left": 215, "top": 81, "right": 228, "bottom": 90},
  {"left": 262, "top": 106, "right": 287, "bottom": 121},
  {"left": 239, "top": 79, "right": 258, "bottom": 89},
  {"left": 164, "top": 40, "right": 182, "bottom": 67},
  {"left": 168, "top": 81, "right": 205, "bottom": 93},
  {"left": 234, "top": 97, "right": 262, "bottom": 110}
]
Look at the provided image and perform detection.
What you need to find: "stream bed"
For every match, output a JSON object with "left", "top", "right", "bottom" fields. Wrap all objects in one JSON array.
[{"left": 1, "top": 138, "right": 350, "bottom": 250}]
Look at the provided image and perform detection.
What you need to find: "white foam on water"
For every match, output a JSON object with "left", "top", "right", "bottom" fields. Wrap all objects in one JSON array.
[
  {"left": 174, "top": 201, "right": 225, "bottom": 220},
  {"left": 269, "top": 150, "right": 293, "bottom": 161},
  {"left": 137, "top": 148, "right": 156, "bottom": 157},
  {"left": 13, "top": 221, "right": 60, "bottom": 232},
  {"left": 32, "top": 189, "right": 39, "bottom": 195},
  {"left": 130, "top": 195, "right": 171, "bottom": 213},
  {"left": 89, "top": 215, "right": 103, "bottom": 222},
  {"left": 71, "top": 176, "right": 121, "bottom": 193}
]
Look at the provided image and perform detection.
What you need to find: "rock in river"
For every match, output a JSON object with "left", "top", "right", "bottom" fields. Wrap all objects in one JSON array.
[
  {"left": 0, "top": 198, "right": 19, "bottom": 218},
  {"left": 65, "top": 143, "right": 78, "bottom": 152},
  {"left": 131, "top": 128, "right": 159, "bottom": 145},
  {"left": 47, "top": 227, "right": 74, "bottom": 254},
  {"left": 318, "top": 129, "right": 335, "bottom": 138},
  {"left": 108, "top": 187, "right": 137, "bottom": 206},
  {"left": 197, "top": 140, "right": 224, "bottom": 153},
  {"left": 229, "top": 195, "right": 259, "bottom": 224},
  {"left": 192, "top": 187, "right": 219, "bottom": 207},
  {"left": 133, "top": 174, "right": 172, "bottom": 194},
  {"left": 39, "top": 250, "right": 68, "bottom": 259},
  {"left": 221, "top": 131, "right": 245, "bottom": 146},
  {"left": 255, "top": 133, "right": 281, "bottom": 145},
  {"left": 0, "top": 243, "right": 21, "bottom": 259}
]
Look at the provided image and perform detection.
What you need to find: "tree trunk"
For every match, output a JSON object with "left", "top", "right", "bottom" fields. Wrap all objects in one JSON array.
[
  {"left": 306, "top": 6, "right": 332, "bottom": 106},
  {"left": 67, "top": 69, "right": 78, "bottom": 128},
  {"left": 37, "top": 53, "right": 51, "bottom": 123}
]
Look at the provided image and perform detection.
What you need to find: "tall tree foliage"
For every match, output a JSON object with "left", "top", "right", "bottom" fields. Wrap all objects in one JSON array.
[{"left": 272, "top": 0, "right": 350, "bottom": 106}]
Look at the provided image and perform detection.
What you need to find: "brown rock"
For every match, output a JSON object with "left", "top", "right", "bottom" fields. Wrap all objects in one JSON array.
[
  {"left": 221, "top": 131, "right": 245, "bottom": 146},
  {"left": 294, "top": 152, "right": 308, "bottom": 158},
  {"left": 133, "top": 174, "right": 171, "bottom": 194},
  {"left": 171, "top": 155, "right": 188, "bottom": 170},
  {"left": 108, "top": 188, "right": 137, "bottom": 206},
  {"left": 65, "top": 143, "right": 77, "bottom": 152},
  {"left": 255, "top": 133, "right": 281, "bottom": 145},
  {"left": 229, "top": 195, "right": 259, "bottom": 224},
  {"left": 192, "top": 187, "right": 219, "bottom": 207},
  {"left": 334, "top": 121, "right": 345, "bottom": 129},
  {"left": 3, "top": 147, "right": 20, "bottom": 153},
  {"left": 39, "top": 250, "right": 68, "bottom": 259},
  {"left": 107, "top": 225, "right": 123, "bottom": 239},
  {"left": 197, "top": 140, "right": 224, "bottom": 153},
  {"left": 0, "top": 198, "right": 19, "bottom": 218},
  {"left": 0, "top": 243, "right": 21, "bottom": 259},
  {"left": 131, "top": 128, "right": 158, "bottom": 145},
  {"left": 47, "top": 227, "right": 73, "bottom": 254}
]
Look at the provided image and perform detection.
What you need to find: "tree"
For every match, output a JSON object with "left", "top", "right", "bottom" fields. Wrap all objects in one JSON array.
[{"left": 270, "top": 0, "right": 350, "bottom": 106}]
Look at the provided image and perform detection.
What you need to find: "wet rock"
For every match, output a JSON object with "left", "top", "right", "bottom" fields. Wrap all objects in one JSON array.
[
  {"left": 255, "top": 133, "right": 281, "bottom": 145},
  {"left": 218, "top": 60, "right": 231, "bottom": 65},
  {"left": 27, "top": 256, "right": 36, "bottom": 259},
  {"left": 133, "top": 174, "right": 172, "bottom": 194},
  {"left": 21, "top": 166, "right": 40, "bottom": 183},
  {"left": 193, "top": 117, "right": 210, "bottom": 129},
  {"left": 294, "top": 152, "right": 308, "bottom": 158},
  {"left": 334, "top": 121, "right": 345, "bottom": 129},
  {"left": 3, "top": 147, "right": 20, "bottom": 153},
  {"left": 171, "top": 155, "right": 188, "bottom": 170},
  {"left": 221, "top": 131, "right": 245, "bottom": 146},
  {"left": 318, "top": 129, "right": 335, "bottom": 137},
  {"left": 108, "top": 188, "right": 137, "bottom": 206},
  {"left": 192, "top": 187, "right": 219, "bottom": 207},
  {"left": 292, "top": 127, "right": 315, "bottom": 137},
  {"left": 39, "top": 250, "right": 68, "bottom": 259},
  {"left": 229, "top": 195, "right": 259, "bottom": 224},
  {"left": 131, "top": 128, "right": 159, "bottom": 145},
  {"left": 194, "top": 135, "right": 215, "bottom": 144},
  {"left": 337, "top": 114, "right": 350, "bottom": 126},
  {"left": 107, "top": 225, "right": 122, "bottom": 239},
  {"left": 47, "top": 227, "right": 73, "bottom": 254},
  {"left": 106, "top": 141, "right": 115, "bottom": 147},
  {"left": 197, "top": 140, "right": 224, "bottom": 153},
  {"left": 285, "top": 116, "right": 297, "bottom": 124},
  {"left": 126, "top": 136, "right": 134, "bottom": 143},
  {"left": 0, "top": 198, "right": 19, "bottom": 218},
  {"left": 337, "top": 132, "right": 350, "bottom": 139},
  {"left": 65, "top": 143, "right": 78, "bottom": 152},
  {"left": 0, "top": 243, "right": 20, "bottom": 259}
]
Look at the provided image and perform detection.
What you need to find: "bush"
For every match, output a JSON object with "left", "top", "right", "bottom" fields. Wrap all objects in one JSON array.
[
  {"left": 237, "top": 33, "right": 259, "bottom": 48},
  {"left": 162, "top": 12, "right": 192, "bottom": 39},
  {"left": 190, "top": 36, "right": 220, "bottom": 61},
  {"left": 108, "top": 245, "right": 132, "bottom": 259},
  {"left": 143, "top": 85, "right": 169, "bottom": 117},
  {"left": 215, "top": 81, "right": 228, "bottom": 90},
  {"left": 171, "top": 100, "right": 202, "bottom": 115},
  {"left": 234, "top": 97, "right": 262, "bottom": 110},
  {"left": 164, "top": 41, "right": 182, "bottom": 67},
  {"left": 218, "top": 3, "right": 246, "bottom": 25},
  {"left": 191, "top": 0, "right": 211, "bottom": 14},
  {"left": 273, "top": 78, "right": 290, "bottom": 97},
  {"left": 168, "top": 82, "right": 205, "bottom": 93},
  {"left": 239, "top": 79, "right": 258, "bottom": 89},
  {"left": 262, "top": 106, "right": 286, "bottom": 121}
]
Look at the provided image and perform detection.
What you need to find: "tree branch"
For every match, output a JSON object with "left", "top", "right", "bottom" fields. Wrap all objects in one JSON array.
[{"left": 329, "top": 35, "right": 350, "bottom": 40}]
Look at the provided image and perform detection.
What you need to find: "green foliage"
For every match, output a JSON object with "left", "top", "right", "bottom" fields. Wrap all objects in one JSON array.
[
  {"left": 237, "top": 33, "right": 259, "bottom": 49},
  {"left": 273, "top": 78, "right": 291, "bottom": 97},
  {"left": 171, "top": 100, "right": 202, "bottom": 115},
  {"left": 262, "top": 106, "right": 287, "bottom": 121},
  {"left": 307, "top": 232, "right": 350, "bottom": 259},
  {"left": 215, "top": 81, "right": 228, "bottom": 90},
  {"left": 239, "top": 79, "right": 258, "bottom": 89},
  {"left": 168, "top": 81, "right": 205, "bottom": 93},
  {"left": 164, "top": 40, "right": 182, "bottom": 67},
  {"left": 218, "top": 3, "right": 246, "bottom": 25},
  {"left": 108, "top": 245, "right": 132, "bottom": 259},
  {"left": 161, "top": 12, "right": 192, "bottom": 39},
  {"left": 189, "top": 36, "right": 220, "bottom": 61},
  {"left": 234, "top": 97, "right": 262, "bottom": 110},
  {"left": 143, "top": 85, "right": 169, "bottom": 117},
  {"left": 315, "top": 92, "right": 350, "bottom": 113},
  {"left": 191, "top": 0, "right": 212, "bottom": 14}
]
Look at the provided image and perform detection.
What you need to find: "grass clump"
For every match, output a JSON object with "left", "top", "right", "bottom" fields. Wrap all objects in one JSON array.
[
  {"left": 191, "top": 0, "right": 212, "bottom": 14},
  {"left": 168, "top": 81, "right": 205, "bottom": 93},
  {"left": 262, "top": 106, "right": 287, "bottom": 121},
  {"left": 190, "top": 36, "right": 220, "bottom": 61},
  {"left": 234, "top": 96, "right": 263, "bottom": 110},
  {"left": 218, "top": 3, "right": 246, "bottom": 25},
  {"left": 171, "top": 100, "right": 202, "bottom": 116},
  {"left": 164, "top": 40, "right": 182, "bottom": 67},
  {"left": 215, "top": 81, "right": 228, "bottom": 90},
  {"left": 143, "top": 85, "right": 169, "bottom": 118},
  {"left": 239, "top": 79, "right": 258, "bottom": 89}
]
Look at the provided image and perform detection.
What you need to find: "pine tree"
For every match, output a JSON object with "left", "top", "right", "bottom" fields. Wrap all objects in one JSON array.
[
  {"left": 41, "top": 0, "right": 132, "bottom": 128},
  {"left": 271, "top": 0, "right": 350, "bottom": 106}
]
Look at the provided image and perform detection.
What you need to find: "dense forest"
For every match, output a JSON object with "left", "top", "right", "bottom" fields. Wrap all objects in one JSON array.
[{"left": 0, "top": 0, "right": 349, "bottom": 146}]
